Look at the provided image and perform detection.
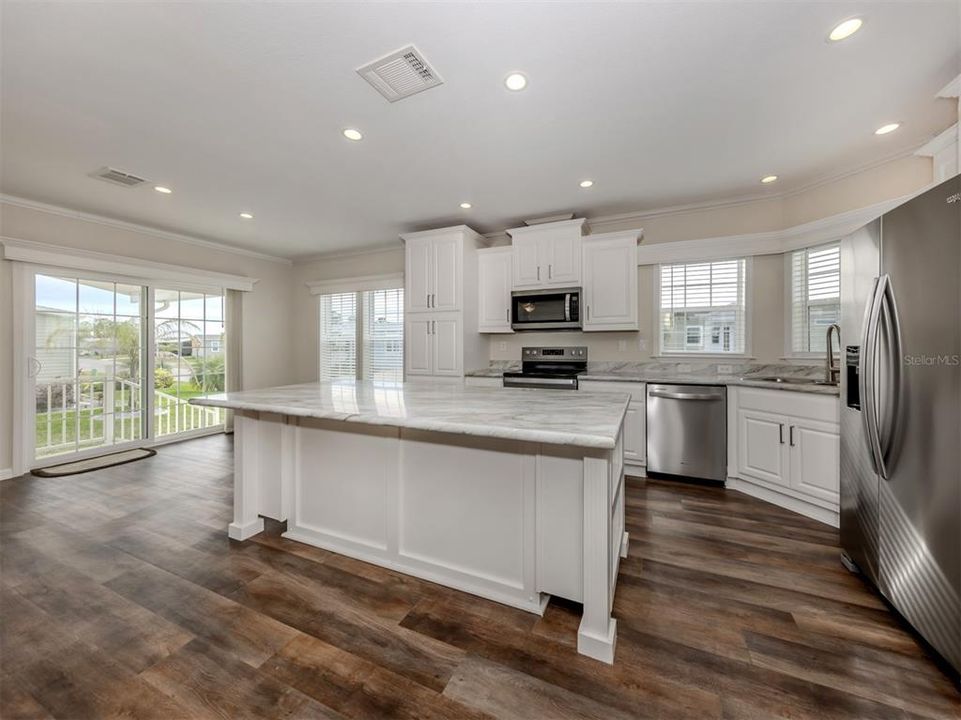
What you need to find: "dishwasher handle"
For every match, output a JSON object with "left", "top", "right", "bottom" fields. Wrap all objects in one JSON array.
[{"left": 648, "top": 389, "right": 724, "bottom": 401}]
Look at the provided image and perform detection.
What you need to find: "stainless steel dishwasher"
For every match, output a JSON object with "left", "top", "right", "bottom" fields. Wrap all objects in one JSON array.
[{"left": 646, "top": 384, "right": 727, "bottom": 482}]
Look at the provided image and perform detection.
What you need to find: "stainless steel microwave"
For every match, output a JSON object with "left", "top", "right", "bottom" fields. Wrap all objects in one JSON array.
[{"left": 511, "top": 288, "right": 581, "bottom": 331}]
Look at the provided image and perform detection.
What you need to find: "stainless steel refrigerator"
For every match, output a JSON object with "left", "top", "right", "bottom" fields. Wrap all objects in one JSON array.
[{"left": 840, "top": 174, "right": 960, "bottom": 674}]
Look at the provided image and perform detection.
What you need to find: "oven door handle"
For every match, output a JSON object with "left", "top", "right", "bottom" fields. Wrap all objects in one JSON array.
[{"left": 503, "top": 377, "right": 578, "bottom": 390}]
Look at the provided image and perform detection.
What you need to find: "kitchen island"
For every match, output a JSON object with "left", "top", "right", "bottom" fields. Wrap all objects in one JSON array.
[{"left": 191, "top": 380, "right": 629, "bottom": 663}]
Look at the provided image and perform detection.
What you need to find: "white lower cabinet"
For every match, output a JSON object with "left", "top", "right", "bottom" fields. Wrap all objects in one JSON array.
[
  {"left": 578, "top": 380, "right": 645, "bottom": 473},
  {"left": 728, "top": 387, "right": 840, "bottom": 526},
  {"left": 406, "top": 313, "right": 462, "bottom": 377}
]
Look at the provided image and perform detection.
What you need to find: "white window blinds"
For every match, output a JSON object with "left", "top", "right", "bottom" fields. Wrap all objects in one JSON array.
[
  {"left": 320, "top": 288, "right": 404, "bottom": 381},
  {"left": 790, "top": 243, "right": 840, "bottom": 354},
  {"left": 659, "top": 259, "right": 747, "bottom": 354},
  {"left": 363, "top": 288, "right": 404, "bottom": 382},
  {"left": 319, "top": 292, "right": 357, "bottom": 380}
]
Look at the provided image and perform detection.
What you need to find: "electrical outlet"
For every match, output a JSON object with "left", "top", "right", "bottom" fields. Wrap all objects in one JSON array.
[
  {"left": 717, "top": 364, "right": 733, "bottom": 375},
  {"left": 617, "top": 340, "right": 627, "bottom": 352},
  {"left": 498, "top": 342, "right": 507, "bottom": 352},
  {"left": 638, "top": 336, "right": 647, "bottom": 351}
]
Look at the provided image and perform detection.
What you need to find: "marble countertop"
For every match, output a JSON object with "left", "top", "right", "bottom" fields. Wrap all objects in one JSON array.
[
  {"left": 191, "top": 380, "right": 629, "bottom": 450},
  {"left": 467, "top": 362, "right": 840, "bottom": 396}
]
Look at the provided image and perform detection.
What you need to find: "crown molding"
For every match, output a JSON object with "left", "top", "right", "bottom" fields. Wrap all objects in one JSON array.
[
  {"left": 0, "top": 194, "right": 293, "bottom": 265},
  {"left": 916, "top": 123, "right": 959, "bottom": 157},
  {"left": 294, "top": 241, "right": 402, "bottom": 265},
  {"left": 0, "top": 235, "right": 258, "bottom": 291},
  {"left": 937, "top": 73, "right": 961, "bottom": 98},
  {"left": 634, "top": 194, "right": 910, "bottom": 266},
  {"left": 400, "top": 224, "right": 485, "bottom": 243}
]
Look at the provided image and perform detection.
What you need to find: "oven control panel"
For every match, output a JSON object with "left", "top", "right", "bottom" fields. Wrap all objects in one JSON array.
[{"left": 521, "top": 346, "right": 588, "bottom": 360}]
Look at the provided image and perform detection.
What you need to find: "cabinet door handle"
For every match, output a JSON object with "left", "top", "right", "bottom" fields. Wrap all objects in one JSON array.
[
  {"left": 549, "top": 264, "right": 553, "bottom": 279},
  {"left": 586, "top": 305, "right": 590, "bottom": 322},
  {"left": 432, "top": 293, "right": 436, "bottom": 308},
  {"left": 779, "top": 423, "right": 785, "bottom": 444},
  {"left": 432, "top": 320, "right": 436, "bottom": 335},
  {"left": 426, "top": 292, "right": 430, "bottom": 308},
  {"left": 789, "top": 426, "right": 795, "bottom": 447},
  {"left": 506, "top": 308, "right": 510, "bottom": 322},
  {"left": 537, "top": 266, "right": 541, "bottom": 281}
]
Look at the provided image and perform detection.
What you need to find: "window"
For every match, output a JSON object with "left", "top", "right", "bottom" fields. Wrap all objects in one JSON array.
[
  {"left": 320, "top": 288, "right": 404, "bottom": 381},
  {"left": 789, "top": 243, "right": 840, "bottom": 355},
  {"left": 658, "top": 258, "right": 748, "bottom": 355}
]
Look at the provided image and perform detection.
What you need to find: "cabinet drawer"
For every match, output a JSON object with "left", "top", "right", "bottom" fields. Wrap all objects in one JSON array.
[{"left": 735, "top": 387, "right": 839, "bottom": 423}]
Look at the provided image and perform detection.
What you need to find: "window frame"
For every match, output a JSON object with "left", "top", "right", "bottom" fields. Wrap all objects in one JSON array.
[
  {"left": 653, "top": 256, "right": 753, "bottom": 359},
  {"left": 784, "top": 241, "right": 841, "bottom": 360}
]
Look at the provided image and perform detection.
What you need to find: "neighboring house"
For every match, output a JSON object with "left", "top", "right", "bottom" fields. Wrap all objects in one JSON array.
[{"left": 35, "top": 306, "right": 76, "bottom": 381}]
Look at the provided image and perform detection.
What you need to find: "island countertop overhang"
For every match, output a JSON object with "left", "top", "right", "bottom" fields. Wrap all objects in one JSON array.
[{"left": 190, "top": 380, "right": 629, "bottom": 450}]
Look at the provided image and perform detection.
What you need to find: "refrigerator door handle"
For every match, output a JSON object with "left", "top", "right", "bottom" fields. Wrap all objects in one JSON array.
[
  {"left": 878, "top": 276, "right": 904, "bottom": 477},
  {"left": 860, "top": 276, "right": 886, "bottom": 477}
]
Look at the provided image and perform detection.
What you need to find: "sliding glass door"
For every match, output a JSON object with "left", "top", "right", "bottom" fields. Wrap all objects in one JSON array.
[
  {"left": 34, "top": 274, "right": 144, "bottom": 459},
  {"left": 28, "top": 271, "right": 227, "bottom": 465},
  {"left": 153, "top": 288, "right": 226, "bottom": 437}
]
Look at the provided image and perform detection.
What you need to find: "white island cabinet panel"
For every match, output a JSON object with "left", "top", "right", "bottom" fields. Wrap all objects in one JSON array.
[
  {"left": 399, "top": 431, "right": 533, "bottom": 593},
  {"left": 195, "top": 381, "right": 628, "bottom": 665},
  {"left": 294, "top": 419, "right": 393, "bottom": 551}
]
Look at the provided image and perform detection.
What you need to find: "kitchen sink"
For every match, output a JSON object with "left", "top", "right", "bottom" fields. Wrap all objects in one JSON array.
[{"left": 743, "top": 376, "right": 838, "bottom": 386}]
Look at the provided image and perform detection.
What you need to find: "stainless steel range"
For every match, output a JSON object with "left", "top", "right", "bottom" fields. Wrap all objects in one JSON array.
[{"left": 502, "top": 346, "right": 587, "bottom": 390}]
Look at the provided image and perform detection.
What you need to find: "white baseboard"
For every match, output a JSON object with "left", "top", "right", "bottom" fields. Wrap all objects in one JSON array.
[
  {"left": 0, "top": 468, "right": 14, "bottom": 482},
  {"left": 727, "top": 476, "right": 838, "bottom": 527}
]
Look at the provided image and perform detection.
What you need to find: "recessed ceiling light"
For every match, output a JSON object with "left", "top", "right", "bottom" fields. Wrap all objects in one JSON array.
[
  {"left": 760, "top": 175, "right": 778, "bottom": 184},
  {"left": 459, "top": 202, "right": 472, "bottom": 209},
  {"left": 875, "top": 122, "right": 901, "bottom": 135},
  {"left": 342, "top": 128, "right": 363, "bottom": 141},
  {"left": 154, "top": 186, "right": 172, "bottom": 194},
  {"left": 504, "top": 72, "right": 527, "bottom": 91},
  {"left": 579, "top": 179, "right": 594, "bottom": 188},
  {"left": 239, "top": 212, "right": 254, "bottom": 219},
  {"left": 828, "top": 17, "right": 863, "bottom": 42}
]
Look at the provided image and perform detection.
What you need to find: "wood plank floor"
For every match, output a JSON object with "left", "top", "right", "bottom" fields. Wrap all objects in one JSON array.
[{"left": 1, "top": 434, "right": 958, "bottom": 719}]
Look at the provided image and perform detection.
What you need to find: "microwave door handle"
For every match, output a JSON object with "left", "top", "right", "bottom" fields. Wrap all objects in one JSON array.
[{"left": 565, "top": 294, "right": 570, "bottom": 322}]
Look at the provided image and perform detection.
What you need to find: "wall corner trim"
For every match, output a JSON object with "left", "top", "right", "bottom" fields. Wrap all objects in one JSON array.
[{"left": 1, "top": 235, "right": 259, "bottom": 291}]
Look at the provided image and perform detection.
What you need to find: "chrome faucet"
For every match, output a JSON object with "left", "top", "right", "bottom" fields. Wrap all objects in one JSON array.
[{"left": 825, "top": 323, "right": 841, "bottom": 385}]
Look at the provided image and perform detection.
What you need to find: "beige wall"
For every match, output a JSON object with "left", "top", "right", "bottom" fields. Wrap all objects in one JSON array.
[
  {"left": 0, "top": 201, "right": 296, "bottom": 473},
  {"left": 488, "top": 155, "right": 933, "bottom": 365},
  {"left": 0, "top": 153, "right": 936, "bottom": 472},
  {"left": 289, "top": 247, "right": 405, "bottom": 383}
]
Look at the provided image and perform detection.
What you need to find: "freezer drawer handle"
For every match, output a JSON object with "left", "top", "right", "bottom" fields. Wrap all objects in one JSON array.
[{"left": 648, "top": 390, "right": 723, "bottom": 401}]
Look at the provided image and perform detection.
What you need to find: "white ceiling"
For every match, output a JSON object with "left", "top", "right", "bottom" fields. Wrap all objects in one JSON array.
[{"left": 2, "top": 1, "right": 958, "bottom": 259}]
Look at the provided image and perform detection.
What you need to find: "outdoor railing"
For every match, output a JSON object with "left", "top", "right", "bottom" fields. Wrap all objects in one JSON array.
[{"left": 35, "top": 378, "right": 223, "bottom": 458}]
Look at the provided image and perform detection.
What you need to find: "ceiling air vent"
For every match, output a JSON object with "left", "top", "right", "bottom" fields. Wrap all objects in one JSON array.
[
  {"left": 90, "top": 166, "right": 148, "bottom": 187},
  {"left": 357, "top": 45, "right": 443, "bottom": 103}
]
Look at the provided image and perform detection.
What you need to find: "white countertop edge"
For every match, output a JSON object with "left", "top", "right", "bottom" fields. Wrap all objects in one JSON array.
[{"left": 190, "top": 396, "right": 627, "bottom": 450}]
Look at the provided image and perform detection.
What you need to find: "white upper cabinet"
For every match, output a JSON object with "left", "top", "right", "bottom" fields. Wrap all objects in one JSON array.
[
  {"left": 508, "top": 218, "right": 585, "bottom": 289},
  {"left": 404, "top": 230, "right": 462, "bottom": 313},
  {"left": 477, "top": 247, "right": 513, "bottom": 333},
  {"left": 582, "top": 230, "right": 640, "bottom": 331}
]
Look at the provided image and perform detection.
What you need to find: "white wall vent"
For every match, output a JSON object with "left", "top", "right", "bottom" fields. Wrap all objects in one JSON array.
[
  {"left": 91, "top": 166, "right": 148, "bottom": 187},
  {"left": 357, "top": 45, "right": 443, "bottom": 103}
]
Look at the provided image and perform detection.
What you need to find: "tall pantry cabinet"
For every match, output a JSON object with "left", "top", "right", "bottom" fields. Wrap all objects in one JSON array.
[{"left": 402, "top": 225, "right": 488, "bottom": 379}]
